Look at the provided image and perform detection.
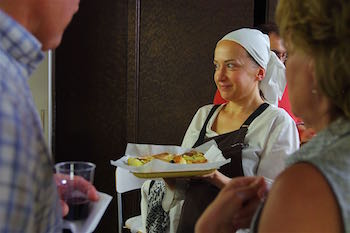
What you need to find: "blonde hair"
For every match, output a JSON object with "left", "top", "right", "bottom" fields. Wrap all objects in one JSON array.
[{"left": 276, "top": 0, "right": 350, "bottom": 118}]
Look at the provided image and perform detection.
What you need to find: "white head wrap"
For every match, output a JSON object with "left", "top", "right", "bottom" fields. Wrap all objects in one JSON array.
[{"left": 220, "top": 28, "right": 286, "bottom": 106}]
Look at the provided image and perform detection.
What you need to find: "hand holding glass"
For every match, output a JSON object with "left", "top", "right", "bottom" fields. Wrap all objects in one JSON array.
[{"left": 55, "top": 161, "right": 99, "bottom": 220}]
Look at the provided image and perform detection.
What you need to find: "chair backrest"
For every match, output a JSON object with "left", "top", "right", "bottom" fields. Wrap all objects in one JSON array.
[
  {"left": 115, "top": 167, "right": 145, "bottom": 233},
  {"left": 116, "top": 167, "right": 145, "bottom": 194}
]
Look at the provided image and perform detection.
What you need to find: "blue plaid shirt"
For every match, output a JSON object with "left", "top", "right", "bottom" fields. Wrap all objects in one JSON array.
[{"left": 0, "top": 10, "right": 62, "bottom": 232}]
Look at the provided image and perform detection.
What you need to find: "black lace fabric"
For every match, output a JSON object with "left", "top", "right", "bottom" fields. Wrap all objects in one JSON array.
[{"left": 146, "top": 180, "right": 170, "bottom": 233}]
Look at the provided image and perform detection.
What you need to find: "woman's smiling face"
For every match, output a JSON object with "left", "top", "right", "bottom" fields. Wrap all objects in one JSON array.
[{"left": 214, "top": 40, "right": 260, "bottom": 102}]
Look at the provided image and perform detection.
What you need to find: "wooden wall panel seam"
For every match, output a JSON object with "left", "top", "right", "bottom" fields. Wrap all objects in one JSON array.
[{"left": 135, "top": 0, "right": 141, "bottom": 143}]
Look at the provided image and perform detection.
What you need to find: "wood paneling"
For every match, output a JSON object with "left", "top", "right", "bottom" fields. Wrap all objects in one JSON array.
[
  {"left": 267, "top": 0, "right": 279, "bottom": 22},
  {"left": 254, "top": 0, "right": 267, "bottom": 26}
]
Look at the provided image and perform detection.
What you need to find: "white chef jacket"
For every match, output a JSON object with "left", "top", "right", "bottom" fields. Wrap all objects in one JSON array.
[{"left": 182, "top": 103, "right": 299, "bottom": 179}]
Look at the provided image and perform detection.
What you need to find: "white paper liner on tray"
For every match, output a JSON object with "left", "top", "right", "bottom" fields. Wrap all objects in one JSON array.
[{"left": 110, "top": 140, "right": 231, "bottom": 174}]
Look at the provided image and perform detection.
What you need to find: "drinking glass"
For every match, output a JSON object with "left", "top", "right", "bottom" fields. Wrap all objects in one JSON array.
[{"left": 55, "top": 161, "right": 96, "bottom": 220}]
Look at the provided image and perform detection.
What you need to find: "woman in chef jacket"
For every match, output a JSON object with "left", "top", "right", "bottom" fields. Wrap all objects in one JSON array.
[{"left": 141, "top": 28, "right": 300, "bottom": 233}]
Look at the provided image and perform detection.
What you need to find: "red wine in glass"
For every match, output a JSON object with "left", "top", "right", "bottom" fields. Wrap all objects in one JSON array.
[{"left": 64, "top": 195, "right": 90, "bottom": 220}]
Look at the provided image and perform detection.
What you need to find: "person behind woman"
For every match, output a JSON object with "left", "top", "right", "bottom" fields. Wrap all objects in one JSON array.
[
  {"left": 141, "top": 28, "right": 300, "bottom": 233},
  {"left": 195, "top": 0, "right": 350, "bottom": 232}
]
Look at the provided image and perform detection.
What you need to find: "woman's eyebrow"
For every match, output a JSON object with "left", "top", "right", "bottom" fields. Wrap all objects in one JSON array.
[
  {"left": 224, "top": 59, "right": 236, "bottom": 63},
  {"left": 213, "top": 59, "right": 237, "bottom": 63}
]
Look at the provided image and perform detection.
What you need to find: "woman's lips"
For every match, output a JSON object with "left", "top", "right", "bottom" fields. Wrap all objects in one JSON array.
[{"left": 218, "top": 84, "right": 232, "bottom": 91}]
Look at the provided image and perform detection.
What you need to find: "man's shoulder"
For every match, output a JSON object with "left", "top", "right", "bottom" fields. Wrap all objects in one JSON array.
[
  {"left": 0, "top": 48, "right": 14, "bottom": 75},
  {"left": 0, "top": 48, "right": 10, "bottom": 64}
]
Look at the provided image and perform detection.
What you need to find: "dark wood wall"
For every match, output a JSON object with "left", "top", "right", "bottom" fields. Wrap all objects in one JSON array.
[
  {"left": 53, "top": 0, "right": 277, "bottom": 232},
  {"left": 267, "top": 0, "right": 279, "bottom": 22},
  {"left": 128, "top": 0, "right": 255, "bottom": 144}
]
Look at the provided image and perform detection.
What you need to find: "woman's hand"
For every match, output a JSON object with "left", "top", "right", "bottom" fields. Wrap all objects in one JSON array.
[
  {"left": 297, "top": 123, "right": 316, "bottom": 144},
  {"left": 163, "top": 178, "right": 177, "bottom": 189},
  {"left": 195, "top": 176, "right": 267, "bottom": 233},
  {"left": 193, "top": 170, "right": 231, "bottom": 189}
]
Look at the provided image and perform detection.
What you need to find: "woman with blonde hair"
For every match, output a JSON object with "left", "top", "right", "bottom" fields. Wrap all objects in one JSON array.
[{"left": 195, "top": 0, "right": 350, "bottom": 232}]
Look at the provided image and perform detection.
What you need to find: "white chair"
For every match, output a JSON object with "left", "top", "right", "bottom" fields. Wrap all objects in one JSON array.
[
  {"left": 124, "top": 215, "right": 143, "bottom": 233},
  {"left": 115, "top": 167, "right": 145, "bottom": 233}
]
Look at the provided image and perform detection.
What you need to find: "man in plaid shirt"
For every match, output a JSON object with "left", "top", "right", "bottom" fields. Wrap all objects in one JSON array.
[{"left": 0, "top": 0, "right": 98, "bottom": 232}]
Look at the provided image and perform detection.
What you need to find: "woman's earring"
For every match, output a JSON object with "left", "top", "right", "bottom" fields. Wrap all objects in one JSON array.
[{"left": 311, "top": 89, "right": 318, "bottom": 94}]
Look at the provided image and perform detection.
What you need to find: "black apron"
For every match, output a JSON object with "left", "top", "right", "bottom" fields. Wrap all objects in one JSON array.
[{"left": 176, "top": 103, "right": 269, "bottom": 233}]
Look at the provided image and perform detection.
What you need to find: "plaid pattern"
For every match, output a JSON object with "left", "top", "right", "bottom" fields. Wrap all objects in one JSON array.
[{"left": 0, "top": 10, "right": 62, "bottom": 232}]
